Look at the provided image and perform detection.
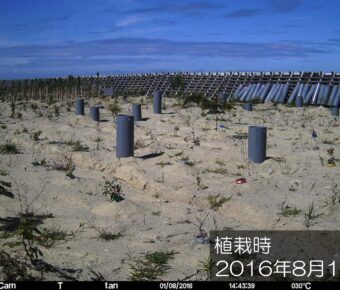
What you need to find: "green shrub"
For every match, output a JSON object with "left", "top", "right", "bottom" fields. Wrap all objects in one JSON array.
[
  {"left": 101, "top": 177, "right": 124, "bottom": 202},
  {"left": 0, "top": 143, "right": 21, "bottom": 154},
  {"left": 170, "top": 75, "right": 185, "bottom": 90}
]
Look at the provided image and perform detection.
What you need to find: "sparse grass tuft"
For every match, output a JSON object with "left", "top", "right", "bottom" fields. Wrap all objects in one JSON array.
[
  {"left": 32, "top": 158, "right": 47, "bottom": 166},
  {"left": 207, "top": 194, "right": 232, "bottom": 211},
  {"left": 321, "top": 138, "right": 337, "bottom": 145},
  {"left": 0, "top": 142, "right": 21, "bottom": 154},
  {"left": 193, "top": 137, "right": 200, "bottom": 146},
  {"left": 215, "top": 159, "right": 225, "bottom": 166},
  {"left": 65, "top": 166, "right": 76, "bottom": 179},
  {"left": 156, "top": 161, "right": 173, "bottom": 168},
  {"left": 128, "top": 250, "right": 177, "bottom": 281},
  {"left": 36, "top": 224, "right": 75, "bottom": 248},
  {"left": 98, "top": 230, "right": 123, "bottom": 241},
  {"left": 145, "top": 251, "right": 176, "bottom": 265},
  {"left": 204, "top": 167, "right": 228, "bottom": 174},
  {"left": 88, "top": 268, "right": 106, "bottom": 281},
  {"left": 168, "top": 151, "right": 184, "bottom": 158},
  {"left": 279, "top": 202, "right": 302, "bottom": 217},
  {"left": 93, "top": 137, "right": 104, "bottom": 150},
  {"left": 89, "top": 221, "right": 124, "bottom": 241},
  {"left": 180, "top": 156, "right": 201, "bottom": 167},
  {"left": 71, "top": 140, "right": 89, "bottom": 152},
  {"left": 64, "top": 139, "right": 89, "bottom": 151},
  {"left": 232, "top": 133, "right": 248, "bottom": 140},
  {"left": 271, "top": 157, "right": 285, "bottom": 163},
  {"left": 304, "top": 203, "right": 322, "bottom": 228},
  {"left": 198, "top": 257, "right": 214, "bottom": 280}
]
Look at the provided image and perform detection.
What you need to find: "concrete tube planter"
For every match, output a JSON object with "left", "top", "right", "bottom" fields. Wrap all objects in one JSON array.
[
  {"left": 90, "top": 106, "right": 100, "bottom": 122},
  {"left": 248, "top": 126, "right": 267, "bottom": 164},
  {"left": 116, "top": 114, "right": 134, "bottom": 158},
  {"left": 132, "top": 103, "right": 142, "bottom": 121},
  {"left": 153, "top": 90, "right": 162, "bottom": 114},
  {"left": 75, "top": 98, "right": 84, "bottom": 116}
]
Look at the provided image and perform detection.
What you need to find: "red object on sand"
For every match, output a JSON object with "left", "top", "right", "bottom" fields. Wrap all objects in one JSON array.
[{"left": 235, "top": 178, "right": 247, "bottom": 184}]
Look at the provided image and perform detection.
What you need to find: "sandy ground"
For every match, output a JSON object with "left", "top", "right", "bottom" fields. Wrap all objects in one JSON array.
[{"left": 0, "top": 96, "right": 340, "bottom": 280}]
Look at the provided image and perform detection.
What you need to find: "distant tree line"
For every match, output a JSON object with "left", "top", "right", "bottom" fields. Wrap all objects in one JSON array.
[{"left": 0, "top": 74, "right": 104, "bottom": 102}]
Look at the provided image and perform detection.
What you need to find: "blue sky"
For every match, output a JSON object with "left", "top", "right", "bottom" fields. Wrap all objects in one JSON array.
[{"left": 0, "top": 0, "right": 339, "bottom": 79}]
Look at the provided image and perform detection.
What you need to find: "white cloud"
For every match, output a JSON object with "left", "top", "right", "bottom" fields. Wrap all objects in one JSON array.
[
  {"left": 116, "top": 15, "right": 145, "bottom": 27},
  {"left": 0, "top": 57, "right": 31, "bottom": 66}
]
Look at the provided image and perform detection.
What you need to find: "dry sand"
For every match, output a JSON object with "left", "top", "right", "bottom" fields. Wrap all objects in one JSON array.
[{"left": 0, "top": 96, "right": 339, "bottom": 280}]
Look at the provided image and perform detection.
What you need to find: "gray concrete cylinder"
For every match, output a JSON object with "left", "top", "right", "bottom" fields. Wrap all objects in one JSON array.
[
  {"left": 153, "top": 90, "right": 162, "bottom": 114},
  {"left": 132, "top": 103, "right": 142, "bottom": 121},
  {"left": 331, "top": 106, "right": 339, "bottom": 118},
  {"left": 116, "top": 114, "right": 134, "bottom": 158},
  {"left": 244, "top": 103, "right": 253, "bottom": 111},
  {"left": 295, "top": 96, "right": 303, "bottom": 107},
  {"left": 75, "top": 98, "right": 84, "bottom": 115},
  {"left": 248, "top": 126, "right": 267, "bottom": 164},
  {"left": 218, "top": 92, "right": 227, "bottom": 104},
  {"left": 90, "top": 106, "right": 100, "bottom": 122}
]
